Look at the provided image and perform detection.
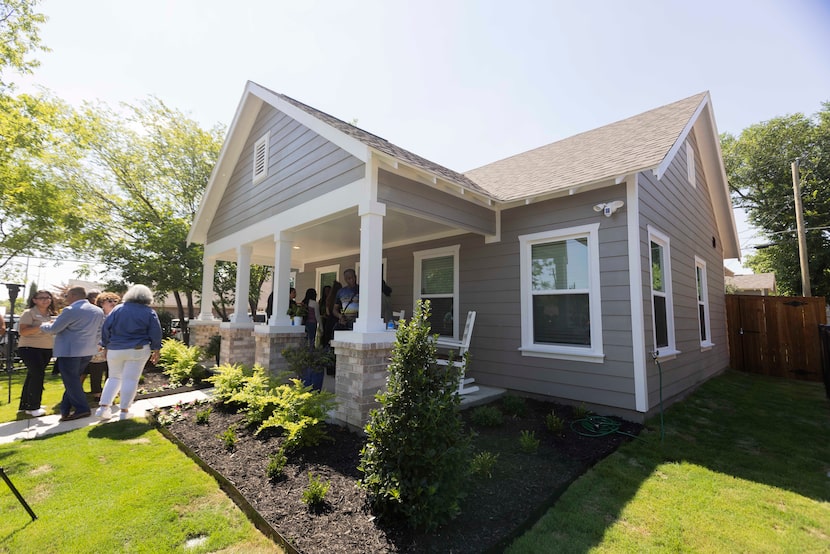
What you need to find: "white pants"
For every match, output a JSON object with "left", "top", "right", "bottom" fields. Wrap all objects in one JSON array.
[{"left": 100, "top": 346, "right": 151, "bottom": 410}]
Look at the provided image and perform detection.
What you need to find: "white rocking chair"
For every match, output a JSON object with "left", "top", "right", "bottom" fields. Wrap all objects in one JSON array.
[{"left": 435, "top": 311, "right": 478, "bottom": 395}]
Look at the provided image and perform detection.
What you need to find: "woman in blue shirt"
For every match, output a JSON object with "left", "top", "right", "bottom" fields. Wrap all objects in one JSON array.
[{"left": 95, "top": 284, "right": 162, "bottom": 421}]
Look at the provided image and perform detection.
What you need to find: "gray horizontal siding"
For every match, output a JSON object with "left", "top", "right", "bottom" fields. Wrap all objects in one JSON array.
[
  {"left": 378, "top": 170, "right": 497, "bottom": 236},
  {"left": 638, "top": 131, "right": 730, "bottom": 409},
  {"left": 207, "top": 104, "right": 365, "bottom": 243}
]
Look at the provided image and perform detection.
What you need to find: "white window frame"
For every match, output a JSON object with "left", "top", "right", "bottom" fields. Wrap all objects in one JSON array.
[
  {"left": 648, "top": 226, "right": 678, "bottom": 359},
  {"left": 413, "top": 245, "right": 459, "bottom": 339},
  {"left": 315, "top": 264, "right": 340, "bottom": 295},
  {"left": 253, "top": 133, "right": 269, "bottom": 184},
  {"left": 695, "top": 256, "right": 714, "bottom": 350},
  {"left": 518, "top": 224, "right": 604, "bottom": 363},
  {"left": 686, "top": 140, "right": 696, "bottom": 188}
]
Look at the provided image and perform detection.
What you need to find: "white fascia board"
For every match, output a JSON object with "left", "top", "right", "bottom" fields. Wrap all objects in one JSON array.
[
  {"left": 248, "top": 82, "right": 369, "bottom": 163},
  {"left": 654, "top": 93, "right": 708, "bottom": 181},
  {"left": 696, "top": 102, "right": 741, "bottom": 259},
  {"left": 189, "top": 87, "right": 263, "bottom": 244}
]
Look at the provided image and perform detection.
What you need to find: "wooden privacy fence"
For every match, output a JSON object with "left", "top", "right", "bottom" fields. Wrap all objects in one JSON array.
[{"left": 725, "top": 295, "right": 827, "bottom": 382}]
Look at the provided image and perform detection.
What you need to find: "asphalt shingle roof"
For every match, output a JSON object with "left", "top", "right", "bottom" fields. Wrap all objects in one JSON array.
[{"left": 465, "top": 92, "right": 708, "bottom": 201}]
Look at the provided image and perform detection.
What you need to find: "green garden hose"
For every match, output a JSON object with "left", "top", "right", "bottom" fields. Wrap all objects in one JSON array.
[{"left": 569, "top": 415, "right": 641, "bottom": 440}]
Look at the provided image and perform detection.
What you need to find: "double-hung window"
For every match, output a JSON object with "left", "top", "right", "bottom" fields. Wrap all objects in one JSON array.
[
  {"left": 695, "top": 256, "right": 713, "bottom": 349},
  {"left": 648, "top": 226, "right": 677, "bottom": 357},
  {"left": 413, "top": 245, "right": 459, "bottom": 338},
  {"left": 519, "top": 224, "right": 603, "bottom": 363}
]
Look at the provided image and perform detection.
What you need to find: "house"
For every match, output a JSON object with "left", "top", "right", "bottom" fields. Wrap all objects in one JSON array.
[
  {"left": 187, "top": 82, "right": 740, "bottom": 427},
  {"left": 725, "top": 272, "right": 777, "bottom": 296}
]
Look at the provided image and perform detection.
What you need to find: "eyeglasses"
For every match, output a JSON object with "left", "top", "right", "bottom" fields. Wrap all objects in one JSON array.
[
  {"left": 34, "top": 296, "right": 51, "bottom": 300},
  {"left": 105, "top": 299, "right": 118, "bottom": 304}
]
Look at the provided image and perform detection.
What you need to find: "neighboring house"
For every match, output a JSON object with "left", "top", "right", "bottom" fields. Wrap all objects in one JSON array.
[
  {"left": 188, "top": 81, "right": 740, "bottom": 425},
  {"left": 725, "top": 273, "right": 777, "bottom": 296}
]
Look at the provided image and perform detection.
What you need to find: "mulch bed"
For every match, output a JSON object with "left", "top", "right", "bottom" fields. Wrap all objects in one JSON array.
[{"left": 154, "top": 389, "right": 642, "bottom": 554}]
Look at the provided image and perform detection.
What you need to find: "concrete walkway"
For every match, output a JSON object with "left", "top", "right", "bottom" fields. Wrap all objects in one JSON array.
[{"left": 0, "top": 388, "right": 214, "bottom": 444}]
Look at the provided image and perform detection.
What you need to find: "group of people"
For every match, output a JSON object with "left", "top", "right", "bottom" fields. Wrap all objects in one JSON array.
[
  {"left": 14, "top": 284, "right": 162, "bottom": 423},
  {"left": 291, "top": 268, "right": 395, "bottom": 350}
]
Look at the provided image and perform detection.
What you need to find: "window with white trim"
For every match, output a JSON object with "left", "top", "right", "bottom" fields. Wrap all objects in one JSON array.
[
  {"left": 695, "top": 256, "right": 713, "bottom": 349},
  {"left": 648, "top": 226, "right": 677, "bottom": 356},
  {"left": 253, "top": 133, "right": 269, "bottom": 184},
  {"left": 519, "top": 224, "right": 603, "bottom": 363},
  {"left": 686, "top": 141, "right": 696, "bottom": 188},
  {"left": 413, "top": 245, "right": 459, "bottom": 338}
]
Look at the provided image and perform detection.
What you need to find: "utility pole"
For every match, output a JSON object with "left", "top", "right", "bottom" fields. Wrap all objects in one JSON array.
[{"left": 791, "top": 160, "right": 811, "bottom": 297}]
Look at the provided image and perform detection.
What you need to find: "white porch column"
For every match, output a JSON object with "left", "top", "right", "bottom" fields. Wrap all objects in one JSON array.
[
  {"left": 197, "top": 254, "right": 217, "bottom": 320},
  {"left": 354, "top": 200, "right": 386, "bottom": 333},
  {"left": 229, "top": 244, "right": 253, "bottom": 323},
  {"left": 269, "top": 232, "right": 294, "bottom": 327}
]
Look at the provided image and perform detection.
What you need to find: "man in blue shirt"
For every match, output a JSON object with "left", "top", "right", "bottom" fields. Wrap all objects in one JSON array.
[{"left": 41, "top": 286, "right": 104, "bottom": 421}]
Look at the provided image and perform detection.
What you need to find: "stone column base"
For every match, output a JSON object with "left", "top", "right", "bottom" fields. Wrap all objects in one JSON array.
[
  {"left": 188, "top": 320, "right": 220, "bottom": 352},
  {"left": 331, "top": 334, "right": 395, "bottom": 430},
  {"left": 219, "top": 323, "right": 256, "bottom": 367}
]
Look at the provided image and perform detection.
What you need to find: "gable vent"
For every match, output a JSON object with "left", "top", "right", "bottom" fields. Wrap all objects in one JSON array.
[{"left": 253, "top": 133, "right": 269, "bottom": 184}]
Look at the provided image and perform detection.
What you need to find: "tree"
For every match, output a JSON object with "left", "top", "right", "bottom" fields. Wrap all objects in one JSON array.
[
  {"left": 0, "top": 0, "right": 48, "bottom": 90},
  {"left": 721, "top": 102, "right": 830, "bottom": 297},
  {"left": 212, "top": 261, "right": 271, "bottom": 321},
  {"left": 53, "top": 98, "right": 225, "bottom": 321}
]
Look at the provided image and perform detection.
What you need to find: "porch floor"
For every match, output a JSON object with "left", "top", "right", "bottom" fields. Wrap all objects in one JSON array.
[{"left": 321, "top": 372, "right": 506, "bottom": 410}]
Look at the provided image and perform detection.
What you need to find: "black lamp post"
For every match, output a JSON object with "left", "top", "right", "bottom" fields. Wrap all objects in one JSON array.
[{"left": 3, "top": 283, "right": 24, "bottom": 403}]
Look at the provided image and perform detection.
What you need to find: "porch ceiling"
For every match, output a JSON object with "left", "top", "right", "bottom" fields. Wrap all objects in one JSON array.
[{"left": 237, "top": 207, "right": 459, "bottom": 269}]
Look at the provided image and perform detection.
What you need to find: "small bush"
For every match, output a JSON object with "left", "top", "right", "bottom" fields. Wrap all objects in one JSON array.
[
  {"left": 195, "top": 407, "right": 212, "bottom": 424},
  {"left": 545, "top": 411, "right": 564, "bottom": 434},
  {"left": 218, "top": 425, "right": 237, "bottom": 451},
  {"left": 470, "top": 451, "right": 499, "bottom": 479},
  {"left": 256, "top": 379, "right": 337, "bottom": 450},
  {"left": 359, "top": 300, "right": 472, "bottom": 531},
  {"left": 301, "top": 472, "right": 330, "bottom": 508},
  {"left": 519, "top": 430, "right": 540, "bottom": 454},
  {"left": 205, "top": 334, "right": 221, "bottom": 366},
  {"left": 266, "top": 449, "right": 288, "bottom": 481},
  {"left": 157, "top": 339, "right": 209, "bottom": 386},
  {"left": 207, "top": 363, "right": 252, "bottom": 404},
  {"left": 502, "top": 395, "right": 528, "bottom": 417},
  {"left": 574, "top": 402, "right": 590, "bottom": 419},
  {"left": 470, "top": 405, "right": 504, "bottom": 427}
]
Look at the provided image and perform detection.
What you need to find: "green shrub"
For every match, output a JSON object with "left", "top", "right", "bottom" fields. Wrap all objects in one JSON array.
[
  {"left": 574, "top": 402, "right": 590, "bottom": 419},
  {"left": 157, "top": 338, "right": 209, "bottom": 386},
  {"left": 519, "top": 430, "right": 540, "bottom": 454},
  {"left": 281, "top": 345, "right": 336, "bottom": 379},
  {"left": 228, "top": 365, "right": 277, "bottom": 427},
  {"left": 195, "top": 407, "right": 212, "bottom": 424},
  {"left": 301, "top": 472, "right": 330, "bottom": 508},
  {"left": 502, "top": 395, "right": 528, "bottom": 417},
  {"left": 266, "top": 448, "right": 288, "bottom": 481},
  {"left": 206, "top": 363, "right": 251, "bottom": 404},
  {"left": 256, "top": 379, "right": 336, "bottom": 450},
  {"left": 218, "top": 425, "right": 237, "bottom": 451},
  {"left": 205, "top": 334, "right": 221, "bottom": 366},
  {"left": 470, "top": 405, "right": 504, "bottom": 427},
  {"left": 470, "top": 451, "right": 499, "bottom": 479},
  {"left": 359, "top": 300, "right": 472, "bottom": 531},
  {"left": 545, "top": 411, "right": 564, "bottom": 434}
]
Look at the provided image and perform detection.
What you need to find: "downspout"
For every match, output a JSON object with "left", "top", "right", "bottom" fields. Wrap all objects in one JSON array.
[{"left": 626, "top": 174, "right": 649, "bottom": 412}]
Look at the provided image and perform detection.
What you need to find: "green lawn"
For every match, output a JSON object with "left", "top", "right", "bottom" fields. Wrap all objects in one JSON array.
[
  {"left": 0, "top": 364, "right": 65, "bottom": 421},
  {"left": 507, "top": 370, "right": 830, "bottom": 552}
]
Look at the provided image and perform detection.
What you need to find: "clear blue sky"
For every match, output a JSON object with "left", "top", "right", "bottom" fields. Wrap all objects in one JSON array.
[{"left": 9, "top": 0, "right": 830, "bottom": 292}]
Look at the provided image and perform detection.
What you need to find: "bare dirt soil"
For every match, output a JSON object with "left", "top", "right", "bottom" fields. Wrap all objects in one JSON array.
[{"left": 151, "top": 373, "right": 642, "bottom": 554}]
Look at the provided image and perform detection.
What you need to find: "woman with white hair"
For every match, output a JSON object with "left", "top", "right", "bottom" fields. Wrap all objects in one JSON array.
[{"left": 95, "top": 284, "right": 162, "bottom": 421}]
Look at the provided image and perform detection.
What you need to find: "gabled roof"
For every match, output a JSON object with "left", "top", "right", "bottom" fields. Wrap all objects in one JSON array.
[
  {"left": 190, "top": 84, "right": 739, "bottom": 258},
  {"left": 465, "top": 93, "right": 708, "bottom": 201}
]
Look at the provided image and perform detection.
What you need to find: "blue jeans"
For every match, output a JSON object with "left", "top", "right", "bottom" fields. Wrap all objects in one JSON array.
[
  {"left": 305, "top": 322, "right": 318, "bottom": 349},
  {"left": 58, "top": 356, "right": 92, "bottom": 416}
]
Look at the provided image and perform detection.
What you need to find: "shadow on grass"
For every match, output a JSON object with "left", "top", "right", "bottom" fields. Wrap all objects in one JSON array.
[{"left": 508, "top": 370, "right": 830, "bottom": 552}]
